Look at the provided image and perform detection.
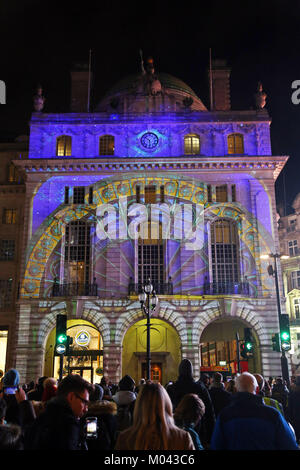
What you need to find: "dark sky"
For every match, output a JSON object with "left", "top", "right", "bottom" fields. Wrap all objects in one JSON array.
[{"left": 0, "top": 0, "right": 300, "bottom": 214}]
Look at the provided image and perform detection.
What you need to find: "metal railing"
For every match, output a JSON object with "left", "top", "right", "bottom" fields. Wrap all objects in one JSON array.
[
  {"left": 51, "top": 282, "right": 98, "bottom": 297},
  {"left": 128, "top": 280, "right": 174, "bottom": 296},
  {"left": 203, "top": 280, "right": 250, "bottom": 296}
]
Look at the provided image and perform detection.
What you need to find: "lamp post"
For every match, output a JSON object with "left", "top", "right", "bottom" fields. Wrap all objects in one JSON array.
[
  {"left": 139, "top": 279, "right": 159, "bottom": 381},
  {"left": 261, "top": 253, "right": 290, "bottom": 386}
]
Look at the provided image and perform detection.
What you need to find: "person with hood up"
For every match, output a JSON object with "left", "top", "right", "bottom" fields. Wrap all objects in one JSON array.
[
  {"left": 167, "top": 359, "right": 215, "bottom": 448},
  {"left": 112, "top": 375, "right": 137, "bottom": 436}
]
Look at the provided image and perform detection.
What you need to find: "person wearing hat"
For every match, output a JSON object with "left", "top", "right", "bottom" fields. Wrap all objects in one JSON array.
[
  {"left": 167, "top": 359, "right": 215, "bottom": 448},
  {"left": 112, "top": 375, "right": 137, "bottom": 436}
]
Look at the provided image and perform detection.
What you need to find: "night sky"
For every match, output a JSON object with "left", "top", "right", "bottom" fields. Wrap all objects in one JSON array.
[{"left": 0, "top": 0, "right": 300, "bottom": 214}]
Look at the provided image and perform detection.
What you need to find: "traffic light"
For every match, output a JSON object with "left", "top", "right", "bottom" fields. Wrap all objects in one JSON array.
[
  {"left": 272, "top": 333, "right": 281, "bottom": 352},
  {"left": 66, "top": 335, "right": 73, "bottom": 355},
  {"left": 55, "top": 314, "right": 67, "bottom": 354},
  {"left": 240, "top": 341, "right": 248, "bottom": 359},
  {"left": 244, "top": 328, "right": 254, "bottom": 356},
  {"left": 279, "top": 314, "right": 291, "bottom": 351}
]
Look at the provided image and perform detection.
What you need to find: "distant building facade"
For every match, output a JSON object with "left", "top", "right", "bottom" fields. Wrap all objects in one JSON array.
[
  {"left": 0, "top": 58, "right": 290, "bottom": 385},
  {"left": 279, "top": 194, "right": 300, "bottom": 375}
]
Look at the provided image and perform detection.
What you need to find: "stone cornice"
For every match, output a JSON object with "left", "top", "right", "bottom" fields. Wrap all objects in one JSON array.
[
  {"left": 30, "top": 109, "right": 271, "bottom": 125},
  {"left": 13, "top": 155, "right": 288, "bottom": 180}
]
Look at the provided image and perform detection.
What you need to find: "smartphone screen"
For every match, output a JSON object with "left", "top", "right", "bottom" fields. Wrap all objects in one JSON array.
[
  {"left": 86, "top": 417, "right": 97, "bottom": 438},
  {"left": 4, "top": 387, "right": 17, "bottom": 395}
]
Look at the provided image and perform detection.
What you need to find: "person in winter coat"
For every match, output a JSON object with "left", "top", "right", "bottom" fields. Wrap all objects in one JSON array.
[
  {"left": 208, "top": 372, "right": 232, "bottom": 417},
  {"left": 24, "top": 374, "right": 93, "bottom": 450},
  {"left": 287, "top": 375, "right": 300, "bottom": 444},
  {"left": 211, "top": 372, "right": 299, "bottom": 451},
  {"left": 167, "top": 359, "right": 215, "bottom": 447},
  {"left": 0, "top": 369, "right": 21, "bottom": 425},
  {"left": 112, "top": 375, "right": 137, "bottom": 435},
  {"left": 271, "top": 377, "right": 289, "bottom": 414}
]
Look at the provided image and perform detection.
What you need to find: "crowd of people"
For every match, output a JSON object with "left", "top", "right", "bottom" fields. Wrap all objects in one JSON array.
[{"left": 0, "top": 360, "right": 299, "bottom": 451}]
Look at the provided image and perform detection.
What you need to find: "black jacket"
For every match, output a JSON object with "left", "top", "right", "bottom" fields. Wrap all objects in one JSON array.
[
  {"left": 24, "top": 396, "right": 86, "bottom": 450},
  {"left": 208, "top": 386, "right": 232, "bottom": 417},
  {"left": 167, "top": 376, "right": 216, "bottom": 445}
]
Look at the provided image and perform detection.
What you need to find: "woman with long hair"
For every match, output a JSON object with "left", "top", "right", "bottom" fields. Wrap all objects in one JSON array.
[{"left": 114, "top": 382, "right": 195, "bottom": 450}]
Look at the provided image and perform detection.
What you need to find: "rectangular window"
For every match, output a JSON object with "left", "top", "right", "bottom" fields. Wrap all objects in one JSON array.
[
  {"left": 138, "top": 244, "right": 164, "bottom": 288},
  {"left": 0, "top": 240, "right": 15, "bottom": 260},
  {"left": 160, "top": 185, "right": 165, "bottom": 203},
  {"left": 3, "top": 209, "right": 17, "bottom": 224},
  {"left": 291, "top": 271, "right": 300, "bottom": 289},
  {"left": 216, "top": 185, "right": 228, "bottom": 203},
  {"left": 207, "top": 185, "right": 212, "bottom": 203},
  {"left": 89, "top": 187, "right": 93, "bottom": 205},
  {"left": 73, "top": 187, "right": 85, "bottom": 204},
  {"left": 0, "top": 279, "right": 13, "bottom": 310},
  {"left": 8, "top": 164, "right": 18, "bottom": 183},
  {"left": 64, "top": 187, "right": 70, "bottom": 204},
  {"left": 145, "top": 185, "right": 156, "bottom": 204},
  {"left": 231, "top": 184, "right": 236, "bottom": 202},
  {"left": 289, "top": 240, "right": 299, "bottom": 256},
  {"left": 136, "top": 185, "right": 141, "bottom": 203}
]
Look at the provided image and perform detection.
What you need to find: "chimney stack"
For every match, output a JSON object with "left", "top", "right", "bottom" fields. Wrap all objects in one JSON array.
[
  {"left": 70, "top": 62, "right": 92, "bottom": 112},
  {"left": 209, "top": 59, "right": 231, "bottom": 111}
]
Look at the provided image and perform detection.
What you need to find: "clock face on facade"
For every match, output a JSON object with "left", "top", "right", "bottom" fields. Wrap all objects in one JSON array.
[{"left": 140, "top": 132, "right": 159, "bottom": 149}]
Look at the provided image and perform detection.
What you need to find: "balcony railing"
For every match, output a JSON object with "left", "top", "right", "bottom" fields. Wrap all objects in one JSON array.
[
  {"left": 52, "top": 282, "right": 98, "bottom": 297},
  {"left": 203, "top": 280, "right": 250, "bottom": 296},
  {"left": 128, "top": 280, "right": 174, "bottom": 296}
]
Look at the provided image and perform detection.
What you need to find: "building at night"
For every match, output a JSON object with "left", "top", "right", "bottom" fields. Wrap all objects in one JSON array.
[
  {"left": 278, "top": 194, "right": 300, "bottom": 375},
  {"left": 0, "top": 57, "right": 290, "bottom": 385}
]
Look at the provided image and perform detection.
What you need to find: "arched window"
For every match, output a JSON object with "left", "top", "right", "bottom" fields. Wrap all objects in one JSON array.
[
  {"left": 184, "top": 134, "right": 200, "bottom": 155},
  {"left": 227, "top": 133, "right": 244, "bottom": 154},
  {"left": 210, "top": 218, "right": 239, "bottom": 292},
  {"left": 99, "top": 135, "right": 115, "bottom": 155},
  {"left": 56, "top": 135, "right": 72, "bottom": 157}
]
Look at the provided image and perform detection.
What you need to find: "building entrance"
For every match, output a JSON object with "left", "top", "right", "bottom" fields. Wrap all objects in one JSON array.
[
  {"left": 44, "top": 319, "right": 103, "bottom": 384},
  {"left": 142, "top": 362, "right": 162, "bottom": 382}
]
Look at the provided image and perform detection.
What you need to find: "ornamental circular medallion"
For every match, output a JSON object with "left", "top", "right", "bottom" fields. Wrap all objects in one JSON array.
[{"left": 140, "top": 132, "right": 159, "bottom": 149}]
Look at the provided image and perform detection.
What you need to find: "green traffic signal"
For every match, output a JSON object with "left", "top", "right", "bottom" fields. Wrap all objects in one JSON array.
[
  {"left": 246, "top": 342, "right": 253, "bottom": 351},
  {"left": 57, "top": 333, "right": 67, "bottom": 344},
  {"left": 279, "top": 314, "right": 291, "bottom": 351}
]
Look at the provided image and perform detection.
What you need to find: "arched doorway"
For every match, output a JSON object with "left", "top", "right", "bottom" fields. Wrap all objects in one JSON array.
[
  {"left": 122, "top": 318, "right": 181, "bottom": 385},
  {"left": 44, "top": 319, "right": 103, "bottom": 383},
  {"left": 200, "top": 318, "right": 261, "bottom": 378}
]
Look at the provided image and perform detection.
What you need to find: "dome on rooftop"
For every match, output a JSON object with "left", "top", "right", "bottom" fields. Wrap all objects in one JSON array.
[{"left": 96, "top": 67, "right": 207, "bottom": 113}]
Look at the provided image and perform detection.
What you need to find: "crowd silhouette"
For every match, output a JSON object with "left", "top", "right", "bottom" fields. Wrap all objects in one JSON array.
[{"left": 0, "top": 361, "right": 299, "bottom": 451}]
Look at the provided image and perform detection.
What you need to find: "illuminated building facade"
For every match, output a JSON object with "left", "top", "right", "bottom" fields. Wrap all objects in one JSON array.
[
  {"left": 278, "top": 194, "right": 300, "bottom": 375},
  {"left": 5, "top": 58, "right": 289, "bottom": 384}
]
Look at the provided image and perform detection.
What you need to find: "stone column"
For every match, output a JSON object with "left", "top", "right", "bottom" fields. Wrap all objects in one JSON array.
[{"left": 102, "top": 343, "right": 122, "bottom": 385}]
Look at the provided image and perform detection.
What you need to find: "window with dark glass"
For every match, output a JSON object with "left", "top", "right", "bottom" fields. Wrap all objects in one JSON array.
[
  {"left": 289, "top": 240, "right": 299, "bottom": 256},
  {"left": 73, "top": 187, "right": 85, "bottom": 204},
  {"left": 56, "top": 135, "right": 72, "bottom": 157},
  {"left": 227, "top": 133, "right": 244, "bottom": 154},
  {"left": 64, "top": 221, "right": 91, "bottom": 286},
  {"left": 210, "top": 219, "right": 239, "bottom": 291},
  {"left": 99, "top": 135, "right": 115, "bottom": 155},
  {"left": 0, "top": 240, "right": 15, "bottom": 260},
  {"left": 138, "top": 222, "right": 164, "bottom": 292},
  {"left": 0, "top": 279, "right": 13, "bottom": 310},
  {"left": 216, "top": 185, "right": 228, "bottom": 202},
  {"left": 2, "top": 209, "right": 17, "bottom": 224}
]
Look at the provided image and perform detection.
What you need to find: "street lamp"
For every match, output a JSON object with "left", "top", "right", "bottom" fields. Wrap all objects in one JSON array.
[
  {"left": 139, "top": 279, "right": 159, "bottom": 380},
  {"left": 260, "top": 253, "right": 290, "bottom": 385}
]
